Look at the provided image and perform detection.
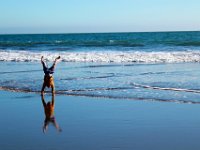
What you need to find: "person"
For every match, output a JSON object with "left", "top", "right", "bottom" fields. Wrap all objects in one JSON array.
[
  {"left": 41, "top": 56, "right": 60, "bottom": 94},
  {"left": 41, "top": 92, "right": 62, "bottom": 133}
]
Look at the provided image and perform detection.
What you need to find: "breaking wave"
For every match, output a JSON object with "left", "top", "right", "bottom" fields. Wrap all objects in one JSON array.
[{"left": 1, "top": 50, "right": 200, "bottom": 63}]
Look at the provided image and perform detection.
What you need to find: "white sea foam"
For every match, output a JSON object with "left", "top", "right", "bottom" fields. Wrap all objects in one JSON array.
[{"left": 0, "top": 50, "right": 200, "bottom": 63}]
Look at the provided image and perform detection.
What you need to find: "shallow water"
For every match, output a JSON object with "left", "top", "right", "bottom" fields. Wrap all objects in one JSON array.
[{"left": 1, "top": 61, "right": 200, "bottom": 104}]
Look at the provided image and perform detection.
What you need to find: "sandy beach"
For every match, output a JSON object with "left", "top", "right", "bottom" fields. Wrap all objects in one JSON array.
[{"left": 1, "top": 90, "right": 200, "bottom": 150}]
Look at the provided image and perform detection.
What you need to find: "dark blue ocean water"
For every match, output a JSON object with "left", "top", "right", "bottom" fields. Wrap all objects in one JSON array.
[{"left": 1, "top": 31, "right": 200, "bottom": 52}]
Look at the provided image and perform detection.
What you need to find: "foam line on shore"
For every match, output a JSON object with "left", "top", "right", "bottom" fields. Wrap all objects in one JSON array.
[{"left": 1, "top": 86, "right": 200, "bottom": 104}]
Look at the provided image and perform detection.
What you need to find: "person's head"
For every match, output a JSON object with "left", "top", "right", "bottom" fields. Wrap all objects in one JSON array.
[{"left": 42, "top": 118, "right": 62, "bottom": 133}]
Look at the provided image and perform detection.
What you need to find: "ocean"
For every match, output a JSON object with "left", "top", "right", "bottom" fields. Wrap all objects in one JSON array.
[
  {"left": 1, "top": 31, "right": 200, "bottom": 62},
  {"left": 1, "top": 31, "right": 200, "bottom": 103}
]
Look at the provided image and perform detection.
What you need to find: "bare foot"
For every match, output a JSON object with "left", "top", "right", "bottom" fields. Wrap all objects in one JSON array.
[
  {"left": 56, "top": 56, "right": 61, "bottom": 60},
  {"left": 41, "top": 56, "right": 44, "bottom": 62}
]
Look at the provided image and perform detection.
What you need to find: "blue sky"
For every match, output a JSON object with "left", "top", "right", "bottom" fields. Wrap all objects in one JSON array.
[{"left": 0, "top": 0, "right": 200, "bottom": 34}]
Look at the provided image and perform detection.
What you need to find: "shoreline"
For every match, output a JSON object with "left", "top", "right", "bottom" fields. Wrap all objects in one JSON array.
[
  {"left": 1, "top": 61, "right": 200, "bottom": 105},
  {"left": 1, "top": 88, "right": 200, "bottom": 105}
]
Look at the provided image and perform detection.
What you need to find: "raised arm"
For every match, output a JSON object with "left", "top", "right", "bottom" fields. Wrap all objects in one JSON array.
[{"left": 51, "top": 92, "right": 55, "bottom": 106}]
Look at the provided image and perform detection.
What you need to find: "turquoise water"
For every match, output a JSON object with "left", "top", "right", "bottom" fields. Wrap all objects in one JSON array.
[{"left": 1, "top": 32, "right": 200, "bottom": 52}]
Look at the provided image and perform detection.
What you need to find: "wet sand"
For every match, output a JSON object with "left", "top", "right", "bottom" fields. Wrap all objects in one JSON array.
[{"left": 1, "top": 90, "right": 200, "bottom": 150}]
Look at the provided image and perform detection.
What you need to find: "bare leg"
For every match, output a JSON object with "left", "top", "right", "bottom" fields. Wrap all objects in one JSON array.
[
  {"left": 41, "top": 56, "right": 47, "bottom": 94},
  {"left": 53, "top": 120, "right": 62, "bottom": 132},
  {"left": 49, "top": 56, "right": 61, "bottom": 71},
  {"left": 41, "top": 56, "right": 47, "bottom": 72}
]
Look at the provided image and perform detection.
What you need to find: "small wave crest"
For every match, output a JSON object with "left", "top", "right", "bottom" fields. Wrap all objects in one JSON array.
[
  {"left": 1, "top": 50, "right": 200, "bottom": 63},
  {"left": 131, "top": 83, "right": 200, "bottom": 93},
  {"left": 0, "top": 40, "right": 144, "bottom": 48}
]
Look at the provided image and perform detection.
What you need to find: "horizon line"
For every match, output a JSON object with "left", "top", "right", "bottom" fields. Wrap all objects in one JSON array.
[{"left": 0, "top": 30, "right": 199, "bottom": 35}]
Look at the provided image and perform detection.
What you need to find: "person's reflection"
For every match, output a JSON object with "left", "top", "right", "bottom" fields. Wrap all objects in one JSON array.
[{"left": 41, "top": 93, "right": 62, "bottom": 133}]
